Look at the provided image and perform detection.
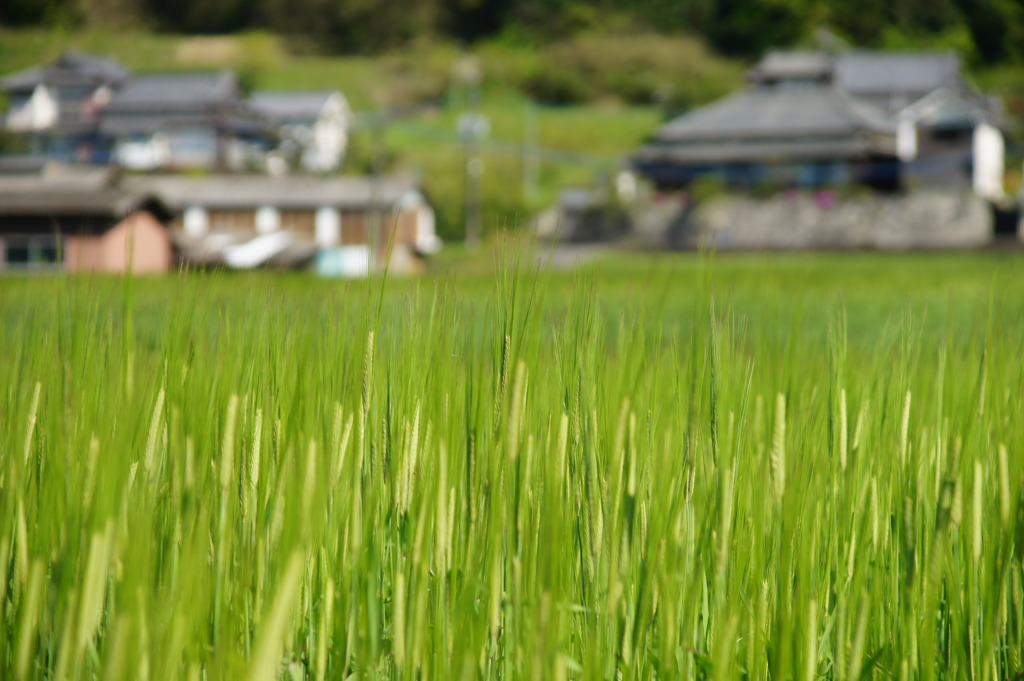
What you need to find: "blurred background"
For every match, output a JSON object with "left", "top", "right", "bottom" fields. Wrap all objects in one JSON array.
[{"left": 0, "top": 0, "right": 1023, "bottom": 273}]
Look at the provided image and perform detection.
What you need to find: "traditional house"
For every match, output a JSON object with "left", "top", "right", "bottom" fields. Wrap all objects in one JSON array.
[
  {"left": 0, "top": 164, "right": 172, "bottom": 273},
  {"left": 249, "top": 91, "right": 351, "bottom": 172},
  {"left": 635, "top": 49, "right": 1006, "bottom": 196},
  {"left": 127, "top": 174, "right": 440, "bottom": 275},
  {"left": 834, "top": 52, "right": 1007, "bottom": 196},
  {"left": 1, "top": 50, "right": 128, "bottom": 162},
  {"left": 102, "top": 71, "right": 273, "bottom": 171},
  {"left": 634, "top": 84, "right": 899, "bottom": 190}
]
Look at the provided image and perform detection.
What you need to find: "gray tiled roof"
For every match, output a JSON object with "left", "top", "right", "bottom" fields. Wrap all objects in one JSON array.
[
  {"left": 100, "top": 112, "right": 268, "bottom": 136},
  {"left": 749, "top": 50, "right": 833, "bottom": 82},
  {"left": 54, "top": 50, "right": 129, "bottom": 83},
  {"left": 834, "top": 51, "right": 960, "bottom": 96},
  {"left": 1, "top": 67, "right": 48, "bottom": 92},
  {"left": 101, "top": 71, "right": 270, "bottom": 135},
  {"left": 250, "top": 91, "right": 341, "bottom": 122},
  {"left": 106, "top": 71, "right": 240, "bottom": 110},
  {"left": 899, "top": 86, "right": 1005, "bottom": 129},
  {"left": 125, "top": 174, "right": 423, "bottom": 211},
  {"left": 642, "top": 85, "right": 896, "bottom": 164},
  {"left": 655, "top": 86, "right": 893, "bottom": 142},
  {"left": 1, "top": 49, "right": 128, "bottom": 92},
  {"left": 636, "top": 137, "right": 884, "bottom": 164}
]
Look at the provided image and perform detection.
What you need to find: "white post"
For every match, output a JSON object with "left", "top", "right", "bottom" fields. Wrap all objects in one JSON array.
[
  {"left": 183, "top": 206, "right": 209, "bottom": 237},
  {"left": 896, "top": 113, "right": 918, "bottom": 162},
  {"left": 973, "top": 122, "right": 1004, "bottom": 200},
  {"left": 315, "top": 207, "right": 341, "bottom": 247},
  {"left": 255, "top": 206, "right": 280, "bottom": 234}
]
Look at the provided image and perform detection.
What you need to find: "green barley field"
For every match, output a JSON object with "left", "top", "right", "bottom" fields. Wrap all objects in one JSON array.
[{"left": 2, "top": 251, "right": 1024, "bottom": 680}]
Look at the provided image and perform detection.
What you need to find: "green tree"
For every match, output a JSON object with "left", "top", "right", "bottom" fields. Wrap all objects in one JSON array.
[{"left": 954, "top": 0, "right": 1024, "bottom": 64}]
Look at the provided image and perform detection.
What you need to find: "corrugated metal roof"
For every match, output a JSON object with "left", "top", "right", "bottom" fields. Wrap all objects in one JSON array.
[
  {"left": 0, "top": 189, "right": 156, "bottom": 217},
  {"left": 0, "top": 165, "right": 165, "bottom": 219},
  {"left": 125, "top": 174, "right": 423, "bottom": 211},
  {"left": 834, "top": 51, "right": 960, "bottom": 96},
  {"left": 0, "top": 164, "right": 116, "bottom": 190}
]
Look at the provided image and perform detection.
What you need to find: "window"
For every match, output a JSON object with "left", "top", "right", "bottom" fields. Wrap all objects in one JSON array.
[{"left": 2, "top": 236, "right": 63, "bottom": 269}]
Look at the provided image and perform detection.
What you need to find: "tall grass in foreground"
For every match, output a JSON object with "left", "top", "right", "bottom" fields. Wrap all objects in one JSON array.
[{"left": 2, "top": 258, "right": 1024, "bottom": 680}]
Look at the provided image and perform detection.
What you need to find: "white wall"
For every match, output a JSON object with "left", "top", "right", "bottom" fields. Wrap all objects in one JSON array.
[
  {"left": 5, "top": 85, "right": 59, "bottom": 132},
  {"left": 302, "top": 93, "right": 351, "bottom": 172},
  {"left": 115, "top": 133, "right": 171, "bottom": 171}
]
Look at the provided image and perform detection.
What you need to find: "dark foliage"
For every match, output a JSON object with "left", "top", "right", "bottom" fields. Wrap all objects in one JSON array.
[{"left": 2, "top": 0, "right": 1022, "bottom": 65}]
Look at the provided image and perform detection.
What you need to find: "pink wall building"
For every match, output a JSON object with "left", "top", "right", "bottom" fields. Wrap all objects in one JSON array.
[{"left": 0, "top": 165, "right": 172, "bottom": 274}]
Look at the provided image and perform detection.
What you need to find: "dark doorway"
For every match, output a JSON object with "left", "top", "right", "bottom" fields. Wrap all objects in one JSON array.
[{"left": 992, "top": 203, "right": 1020, "bottom": 238}]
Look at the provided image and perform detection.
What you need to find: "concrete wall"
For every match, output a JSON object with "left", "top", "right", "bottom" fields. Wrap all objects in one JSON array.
[{"left": 66, "top": 211, "right": 171, "bottom": 273}]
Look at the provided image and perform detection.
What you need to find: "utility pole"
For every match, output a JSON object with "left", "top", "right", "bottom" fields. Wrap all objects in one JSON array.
[
  {"left": 522, "top": 99, "right": 539, "bottom": 206},
  {"left": 369, "top": 112, "right": 385, "bottom": 268},
  {"left": 463, "top": 137, "right": 483, "bottom": 249},
  {"left": 455, "top": 52, "right": 486, "bottom": 249}
]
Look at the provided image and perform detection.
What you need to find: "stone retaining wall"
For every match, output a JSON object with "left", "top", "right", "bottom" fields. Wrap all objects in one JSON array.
[{"left": 630, "top": 190, "right": 1003, "bottom": 250}]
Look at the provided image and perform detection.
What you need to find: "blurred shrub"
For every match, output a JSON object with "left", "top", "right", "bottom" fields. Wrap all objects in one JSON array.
[
  {"left": 522, "top": 63, "right": 594, "bottom": 104},
  {"left": 376, "top": 49, "right": 453, "bottom": 106},
  {"left": 490, "top": 32, "right": 741, "bottom": 108},
  {"left": 689, "top": 175, "right": 727, "bottom": 203}
]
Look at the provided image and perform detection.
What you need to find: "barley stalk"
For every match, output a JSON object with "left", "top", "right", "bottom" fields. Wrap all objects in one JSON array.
[
  {"left": 803, "top": 600, "right": 817, "bottom": 681},
  {"left": 899, "top": 391, "right": 911, "bottom": 468},
  {"left": 246, "top": 550, "right": 305, "bottom": 681},
  {"left": 998, "top": 444, "right": 1010, "bottom": 528},
  {"left": 973, "top": 461, "right": 983, "bottom": 562},
  {"left": 770, "top": 393, "right": 786, "bottom": 502},
  {"left": 143, "top": 387, "right": 165, "bottom": 475},
  {"left": 22, "top": 381, "right": 41, "bottom": 465},
  {"left": 15, "top": 559, "right": 44, "bottom": 681},
  {"left": 839, "top": 388, "right": 848, "bottom": 472}
]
